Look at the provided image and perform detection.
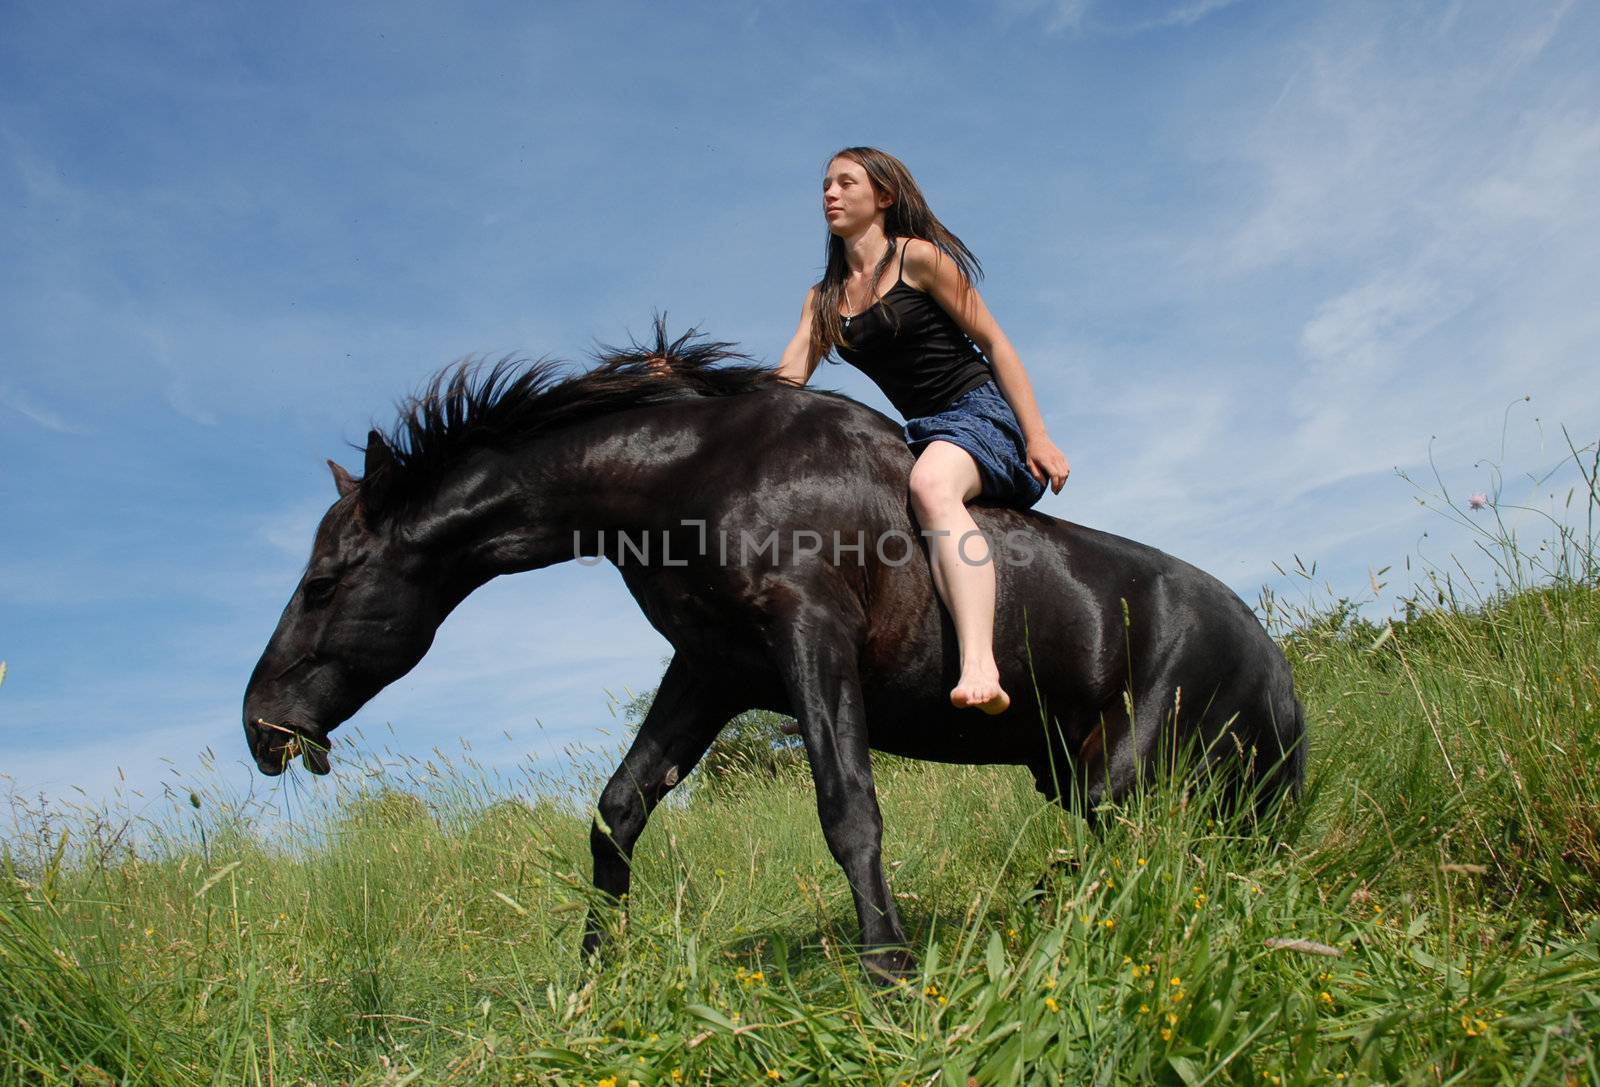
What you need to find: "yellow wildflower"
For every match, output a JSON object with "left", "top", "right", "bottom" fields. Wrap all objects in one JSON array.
[
  {"left": 1137, "top": 857, "right": 1147, "bottom": 866},
  {"left": 1045, "top": 996, "right": 1060, "bottom": 1013},
  {"left": 1160, "top": 1028, "right": 1172, "bottom": 1041},
  {"left": 599, "top": 1079, "right": 617, "bottom": 1087},
  {"left": 767, "top": 1071, "right": 781, "bottom": 1082},
  {"left": 1320, "top": 991, "right": 1333, "bottom": 1005},
  {"left": 1104, "top": 917, "right": 1117, "bottom": 930}
]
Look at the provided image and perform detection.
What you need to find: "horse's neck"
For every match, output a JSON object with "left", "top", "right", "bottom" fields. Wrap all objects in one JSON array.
[{"left": 446, "top": 413, "right": 697, "bottom": 578}]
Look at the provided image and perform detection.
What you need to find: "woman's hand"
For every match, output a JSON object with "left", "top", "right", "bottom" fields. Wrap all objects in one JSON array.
[{"left": 1026, "top": 435, "right": 1071, "bottom": 494}]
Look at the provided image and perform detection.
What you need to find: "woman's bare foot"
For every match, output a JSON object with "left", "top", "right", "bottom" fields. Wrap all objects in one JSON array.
[{"left": 951, "top": 667, "right": 1010, "bottom": 714}]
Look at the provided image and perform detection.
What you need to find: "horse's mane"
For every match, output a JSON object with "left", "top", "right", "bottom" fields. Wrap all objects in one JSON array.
[{"left": 367, "top": 318, "right": 785, "bottom": 506}]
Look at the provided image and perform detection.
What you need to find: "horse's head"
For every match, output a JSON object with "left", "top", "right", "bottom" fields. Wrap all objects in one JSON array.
[{"left": 242, "top": 432, "right": 462, "bottom": 776}]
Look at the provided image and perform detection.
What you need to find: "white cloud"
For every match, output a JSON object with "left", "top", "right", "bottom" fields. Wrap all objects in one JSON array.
[
  {"left": 1165, "top": 2, "right": 1600, "bottom": 517},
  {"left": 0, "top": 384, "right": 83, "bottom": 433},
  {"left": 1507, "top": 0, "right": 1575, "bottom": 69},
  {"left": 1116, "top": 0, "right": 1248, "bottom": 32},
  {"left": 1006, "top": 0, "right": 1244, "bottom": 35}
]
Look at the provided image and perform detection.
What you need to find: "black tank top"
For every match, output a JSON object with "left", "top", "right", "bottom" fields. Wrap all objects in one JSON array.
[{"left": 833, "top": 243, "right": 994, "bottom": 419}]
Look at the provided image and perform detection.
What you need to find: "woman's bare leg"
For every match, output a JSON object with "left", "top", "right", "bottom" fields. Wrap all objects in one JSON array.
[{"left": 908, "top": 441, "right": 1009, "bottom": 714}]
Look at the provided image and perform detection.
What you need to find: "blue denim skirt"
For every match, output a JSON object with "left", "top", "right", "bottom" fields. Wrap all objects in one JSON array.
[{"left": 904, "top": 379, "right": 1047, "bottom": 510}]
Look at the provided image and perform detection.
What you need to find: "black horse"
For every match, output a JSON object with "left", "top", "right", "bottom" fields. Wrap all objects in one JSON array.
[{"left": 243, "top": 325, "right": 1304, "bottom": 980}]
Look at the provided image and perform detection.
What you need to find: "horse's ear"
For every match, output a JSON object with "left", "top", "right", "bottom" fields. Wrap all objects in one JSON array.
[
  {"left": 359, "top": 430, "right": 398, "bottom": 518},
  {"left": 364, "top": 430, "right": 395, "bottom": 476},
  {"left": 328, "top": 459, "right": 358, "bottom": 498}
]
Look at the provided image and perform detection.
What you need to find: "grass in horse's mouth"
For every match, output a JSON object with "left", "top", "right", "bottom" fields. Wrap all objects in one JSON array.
[{"left": 255, "top": 717, "right": 309, "bottom": 769}]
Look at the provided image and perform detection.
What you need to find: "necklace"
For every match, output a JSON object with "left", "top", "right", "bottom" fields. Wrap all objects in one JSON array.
[
  {"left": 843, "top": 242, "right": 896, "bottom": 326},
  {"left": 842, "top": 276, "right": 873, "bottom": 328}
]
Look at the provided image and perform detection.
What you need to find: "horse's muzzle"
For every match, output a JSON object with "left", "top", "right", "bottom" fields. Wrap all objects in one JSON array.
[{"left": 247, "top": 716, "right": 333, "bottom": 776}]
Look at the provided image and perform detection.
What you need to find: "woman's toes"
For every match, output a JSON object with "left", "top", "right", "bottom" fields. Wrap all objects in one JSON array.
[
  {"left": 950, "top": 678, "right": 1010, "bottom": 714},
  {"left": 977, "top": 688, "right": 1011, "bottom": 715}
]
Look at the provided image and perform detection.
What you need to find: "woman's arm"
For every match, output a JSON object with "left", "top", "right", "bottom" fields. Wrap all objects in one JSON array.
[
  {"left": 774, "top": 287, "right": 822, "bottom": 387},
  {"left": 903, "top": 239, "right": 1070, "bottom": 493}
]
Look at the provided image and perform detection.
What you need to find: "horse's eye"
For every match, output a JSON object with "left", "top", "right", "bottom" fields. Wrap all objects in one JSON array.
[{"left": 304, "top": 576, "right": 338, "bottom": 603}]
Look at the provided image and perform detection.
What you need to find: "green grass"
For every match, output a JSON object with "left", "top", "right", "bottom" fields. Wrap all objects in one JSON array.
[{"left": 6, "top": 446, "right": 1600, "bottom": 1085}]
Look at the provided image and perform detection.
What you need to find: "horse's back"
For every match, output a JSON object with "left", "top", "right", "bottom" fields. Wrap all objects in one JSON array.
[{"left": 704, "top": 387, "right": 1303, "bottom": 792}]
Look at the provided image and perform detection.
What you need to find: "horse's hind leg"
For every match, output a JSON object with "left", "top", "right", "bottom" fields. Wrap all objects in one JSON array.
[
  {"left": 1026, "top": 698, "right": 1144, "bottom": 826},
  {"left": 583, "top": 653, "right": 741, "bottom": 958}
]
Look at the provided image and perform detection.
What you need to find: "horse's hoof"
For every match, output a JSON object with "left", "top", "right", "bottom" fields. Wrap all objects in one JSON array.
[{"left": 862, "top": 947, "right": 918, "bottom": 988}]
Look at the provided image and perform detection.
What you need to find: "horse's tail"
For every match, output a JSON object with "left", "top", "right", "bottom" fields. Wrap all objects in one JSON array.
[
  {"left": 1285, "top": 696, "right": 1307, "bottom": 798},
  {"left": 1251, "top": 691, "right": 1306, "bottom": 819},
  {"left": 1241, "top": 685, "right": 1305, "bottom": 819}
]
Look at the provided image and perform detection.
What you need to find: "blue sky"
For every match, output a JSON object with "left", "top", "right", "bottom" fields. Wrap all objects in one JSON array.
[{"left": 3, "top": 0, "right": 1597, "bottom": 816}]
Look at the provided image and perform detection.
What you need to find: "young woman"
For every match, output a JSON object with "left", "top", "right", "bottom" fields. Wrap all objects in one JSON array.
[{"left": 774, "top": 147, "right": 1070, "bottom": 715}]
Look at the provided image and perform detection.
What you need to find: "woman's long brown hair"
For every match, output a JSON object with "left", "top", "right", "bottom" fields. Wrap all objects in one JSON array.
[{"left": 810, "top": 147, "right": 983, "bottom": 366}]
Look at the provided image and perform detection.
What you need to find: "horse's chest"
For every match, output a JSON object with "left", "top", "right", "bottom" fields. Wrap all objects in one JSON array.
[{"left": 624, "top": 571, "right": 756, "bottom": 649}]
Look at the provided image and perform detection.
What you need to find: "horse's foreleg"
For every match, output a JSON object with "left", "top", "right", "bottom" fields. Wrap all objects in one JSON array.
[
  {"left": 776, "top": 621, "right": 912, "bottom": 983},
  {"left": 583, "top": 653, "right": 735, "bottom": 959}
]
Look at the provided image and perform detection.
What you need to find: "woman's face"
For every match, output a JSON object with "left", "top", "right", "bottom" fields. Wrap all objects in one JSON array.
[{"left": 823, "top": 156, "right": 891, "bottom": 236}]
